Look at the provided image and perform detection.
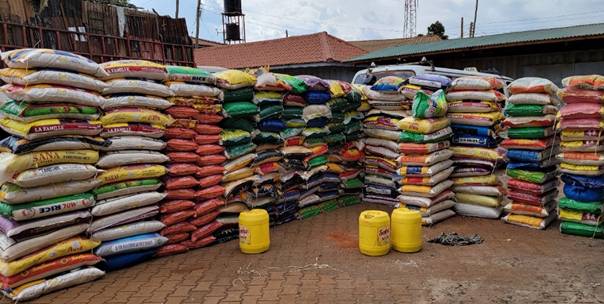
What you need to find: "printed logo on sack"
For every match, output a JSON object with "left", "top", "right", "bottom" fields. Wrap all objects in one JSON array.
[{"left": 377, "top": 226, "right": 390, "bottom": 246}]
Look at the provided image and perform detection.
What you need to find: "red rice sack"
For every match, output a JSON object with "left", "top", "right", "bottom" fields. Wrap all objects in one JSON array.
[
  {"left": 197, "top": 165, "right": 224, "bottom": 177},
  {"left": 180, "top": 236, "right": 215, "bottom": 249},
  {"left": 165, "top": 233, "right": 190, "bottom": 245},
  {"left": 165, "top": 106, "right": 199, "bottom": 119},
  {"left": 195, "top": 135, "right": 220, "bottom": 145},
  {"left": 167, "top": 139, "right": 198, "bottom": 152},
  {"left": 165, "top": 176, "right": 199, "bottom": 190},
  {"left": 196, "top": 186, "right": 225, "bottom": 200},
  {"left": 194, "top": 198, "right": 225, "bottom": 215},
  {"left": 558, "top": 87, "right": 604, "bottom": 104},
  {"left": 159, "top": 200, "right": 196, "bottom": 214},
  {"left": 191, "top": 221, "right": 223, "bottom": 241},
  {"left": 168, "top": 163, "right": 200, "bottom": 176},
  {"left": 196, "top": 144, "right": 224, "bottom": 156},
  {"left": 197, "top": 155, "right": 227, "bottom": 166},
  {"left": 160, "top": 210, "right": 196, "bottom": 226},
  {"left": 199, "top": 175, "right": 222, "bottom": 188},
  {"left": 165, "top": 189, "right": 196, "bottom": 200},
  {"left": 189, "top": 210, "right": 219, "bottom": 227},
  {"left": 164, "top": 128, "right": 198, "bottom": 139},
  {"left": 167, "top": 152, "right": 198, "bottom": 163},
  {"left": 160, "top": 222, "right": 197, "bottom": 235},
  {"left": 195, "top": 124, "right": 222, "bottom": 135},
  {"left": 155, "top": 244, "right": 188, "bottom": 257},
  {"left": 195, "top": 114, "right": 223, "bottom": 124}
]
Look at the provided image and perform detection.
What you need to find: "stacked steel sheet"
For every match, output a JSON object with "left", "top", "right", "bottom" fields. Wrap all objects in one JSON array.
[
  {"left": 93, "top": 60, "right": 174, "bottom": 269},
  {"left": 446, "top": 76, "right": 506, "bottom": 219},
  {"left": 0, "top": 49, "right": 106, "bottom": 301},
  {"left": 556, "top": 75, "right": 604, "bottom": 238},
  {"left": 158, "top": 66, "right": 226, "bottom": 256},
  {"left": 397, "top": 74, "right": 456, "bottom": 225},
  {"left": 501, "top": 77, "right": 560, "bottom": 229}
]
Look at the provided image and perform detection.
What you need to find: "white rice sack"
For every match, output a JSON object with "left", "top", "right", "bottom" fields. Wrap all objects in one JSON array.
[
  {"left": 9, "top": 267, "right": 105, "bottom": 301},
  {"left": 0, "top": 68, "right": 107, "bottom": 92},
  {"left": 90, "top": 220, "right": 165, "bottom": 242},
  {"left": 507, "top": 93, "right": 556, "bottom": 105},
  {"left": 104, "top": 136, "right": 166, "bottom": 151},
  {"left": 364, "top": 128, "right": 401, "bottom": 141},
  {"left": 103, "top": 79, "right": 173, "bottom": 97},
  {"left": 0, "top": 179, "right": 100, "bottom": 204},
  {"left": 2, "top": 210, "right": 90, "bottom": 238},
  {"left": 303, "top": 105, "right": 332, "bottom": 121},
  {"left": 94, "top": 180, "right": 162, "bottom": 201},
  {"left": 446, "top": 90, "right": 504, "bottom": 102},
  {"left": 94, "top": 233, "right": 167, "bottom": 257},
  {"left": 1, "top": 48, "right": 107, "bottom": 78},
  {"left": 365, "top": 175, "right": 397, "bottom": 188},
  {"left": 87, "top": 206, "right": 158, "bottom": 233},
  {"left": 91, "top": 192, "right": 166, "bottom": 217},
  {"left": 366, "top": 109, "right": 408, "bottom": 119},
  {"left": 167, "top": 82, "right": 223, "bottom": 98},
  {"left": 453, "top": 185, "right": 504, "bottom": 197},
  {"left": 403, "top": 199, "right": 455, "bottom": 217},
  {"left": 398, "top": 191, "right": 455, "bottom": 208},
  {"left": 399, "top": 159, "right": 454, "bottom": 177},
  {"left": 96, "top": 151, "right": 168, "bottom": 168},
  {"left": 365, "top": 137, "right": 399, "bottom": 152},
  {"left": 103, "top": 95, "right": 172, "bottom": 111},
  {"left": 454, "top": 202, "right": 502, "bottom": 219},
  {"left": 100, "top": 60, "right": 166, "bottom": 81},
  {"left": 399, "top": 180, "right": 454, "bottom": 198},
  {"left": 365, "top": 89, "right": 406, "bottom": 101},
  {"left": 2, "top": 84, "right": 104, "bottom": 107},
  {"left": 449, "top": 76, "right": 504, "bottom": 91},
  {"left": 0, "top": 223, "right": 88, "bottom": 262},
  {"left": 421, "top": 209, "right": 456, "bottom": 226},
  {"left": 12, "top": 164, "right": 98, "bottom": 188},
  {"left": 398, "top": 149, "right": 453, "bottom": 166},
  {"left": 365, "top": 145, "right": 399, "bottom": 159}
]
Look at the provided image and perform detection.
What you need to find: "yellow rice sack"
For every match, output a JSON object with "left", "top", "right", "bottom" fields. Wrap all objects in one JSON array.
[
  {"left": 214, "top": 70, "right": 256, "bottom": 90},
  {"left": 97, "top": 165, "right": 167, "bottom": 185},
  {"left": 397, "top": 117, "right": 450, "bottom": 134},
  {"left": 453, "top": 174, "right": 498, "bottom": 186},
  {"left": 450, "top": 146, "right": 502, "bottom": 161},
  {"left": 100, "top": 108, "right": 174, "bottom": 127},
  {"left": 0, "top": 68, "right": 107, "bottom": 92},
  {"left": 100, "top": 60, "right": 166, "bottom": 81},
  {"left": 455, "top": 193, "right": 501, "bottom": 207}
]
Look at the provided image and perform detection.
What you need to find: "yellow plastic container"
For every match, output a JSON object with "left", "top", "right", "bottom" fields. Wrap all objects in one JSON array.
[
  {"left": 239, "top": 209, "right": 270, "bottom": 254},
  {"left": 391, "top": 207, "right": 423, "bottom": 253},
  {"left": 358, "top": 210, "right": 391, "bottom": 256}
]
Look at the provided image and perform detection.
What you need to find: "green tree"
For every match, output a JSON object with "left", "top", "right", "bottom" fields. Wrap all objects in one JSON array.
[{"left": 427, "top": 21, "right": 448, "bottom": 39}]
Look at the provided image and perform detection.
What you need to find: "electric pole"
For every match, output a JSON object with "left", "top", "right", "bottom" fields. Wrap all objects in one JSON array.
[
  {"left": 471, "top": 0, "right": 478, "bottom": 37},
  {"left": 175, "top": 0, "right": 179, "bottom": 18},
  {"left": 195, "top": 0, "right": 202, "bottom": 47},
  {"left": 460, "top": 17, "right": 464, "bottom": 38}
]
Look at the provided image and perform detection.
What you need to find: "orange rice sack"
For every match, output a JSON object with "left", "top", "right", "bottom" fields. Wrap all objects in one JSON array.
[
  {"left": 256, "top": 162, "right": 280, "bottom": 175},
  {"left": 189, "top": 210, "right": 219, "bottom": 227},
  {"left": 196, "top": 144, "right": 224, "bottom": 156},
  {"left": 165, "top": 106, "right": 199, "bottom": 119},
  {"left": 508, "top": 77, "right": 559, "bottom": 94},
  {"left": 154, "top": 244, "right": 188, "bottom": 257},
  {"left": 167, "top": 139, "right": 198, "bottom": 152},
  {"left": 197, "top": 165, "right": 225, "bottom": 177},
  {"left": 171, "top": 119, "right": 197, "bottom": 129},
  {"left": 165, "top": 176, "right": 199, "bottom": 190},
  {"left": 196, "top": 185, "right": 225, "bottom": 200},
  {"left": 194, "top": 198, "right": 225, "bottom": 215},
  {"left": 167, "top": 152, "right": 198, "bottom": 163},
  {"left": 165, "top": 189, "right": 196, "bottom": 200},
  {"left": 180, "top": 236, "right": 215, "bottom": 249},
  {"left": 164, "top": 128, "right": 198, "bottom": 139},
  {"left": 191, "top": 221, "right": 223, "bottom": 242},
  {"left": 167, "top": 163, "right": 200, "bottom": 176},
  {"left": 199, "top": 175, "right": 222, "bottom": 188},
  {"left": 165, "top": 233, "right": 190, "bottom": 245},
  {"left": 195, "top": 124, "right": 221, "bottom": 135},
  {"left": 195, "top": 134, "right": 220, "bottom": 145},
  {"left": 160, "top": 210, "right": 196, "bottom": 226},
  {"left": 562, "top": 75, "right": 604, "bottom": 90},
  {"left": 159, "top": 200, "right": 196, "bottom": 213},
  {"left": 194, "top": 114, "right": 223, "bottom": 124},
  {"left": 160, "top": 222, "right": 197, "bottom": 236},
  {"left": 197, "top": 155, "right": 226, "bottom": 166}
]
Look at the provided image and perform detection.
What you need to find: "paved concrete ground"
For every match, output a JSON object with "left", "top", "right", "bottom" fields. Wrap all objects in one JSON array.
[{"left": 7, "top": 203, "right": 604, "bottom": 304}]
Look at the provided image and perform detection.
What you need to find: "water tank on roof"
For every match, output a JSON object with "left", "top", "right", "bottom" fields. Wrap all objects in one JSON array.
[
  {"left": 224, "top": 0, "right": 242, "bottom": 15},
  {"left": 226, "top": 23, "right": 241, "bottom": 41}
]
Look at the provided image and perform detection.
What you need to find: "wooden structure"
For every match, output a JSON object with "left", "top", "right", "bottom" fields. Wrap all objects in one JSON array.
[{"left": 0, "top": 0, "right": 195, "bottom": 65}]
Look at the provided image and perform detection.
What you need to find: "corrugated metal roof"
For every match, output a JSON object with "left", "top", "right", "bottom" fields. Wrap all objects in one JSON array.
[{"left": 349, "top": 23, "right": 604, "bottom": 62}]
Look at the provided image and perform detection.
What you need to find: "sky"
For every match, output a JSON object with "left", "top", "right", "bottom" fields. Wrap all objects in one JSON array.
[{"left": 130, "top": 0, "right": 604, "bottom": 43}]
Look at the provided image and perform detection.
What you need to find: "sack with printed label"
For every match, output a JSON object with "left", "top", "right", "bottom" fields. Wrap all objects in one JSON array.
[{"left": 2, "top": 48, "right": 107, "bottom": 77}]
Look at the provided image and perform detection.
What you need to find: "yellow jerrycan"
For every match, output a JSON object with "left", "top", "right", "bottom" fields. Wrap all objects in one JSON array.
[
  {"left": 239, "top": 209, "right": 270, "bottom": 254},
  {"left": 358, "top": 210, "right": 391, "bottom": 256},
  {"left": 391, "top": 207, "right": 423, "bottom": 253}
]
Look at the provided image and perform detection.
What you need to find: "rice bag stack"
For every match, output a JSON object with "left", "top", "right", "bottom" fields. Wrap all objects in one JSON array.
[
  {"left": 0, "top": 48, "right": 106, "bottom": 301},
  {"left": 362, "top": 76, "right": 408, "bottom": 206},
  {"left": 397, "top": 74, "right": 456, "bottom": 225},
  {"left": 556, "top": 74, "right": 604, "bottom": 238},
  {"left": 156, "top": 66, "right": 225, "bottom": 257},
  {"left": 500, "top": 77, "right": 560, "bottom": 229},
  {"left": 92, "top": 60, "right": 174, "bottom": 269},
  {"left": 210, "top": 70, "right": 258, "bottom": 245},
  {"left": 445, "top": 76, "right": 506, "bottom": 218},
  {"left": 297, "top": 75, "right": 336, "bottom": 216}
]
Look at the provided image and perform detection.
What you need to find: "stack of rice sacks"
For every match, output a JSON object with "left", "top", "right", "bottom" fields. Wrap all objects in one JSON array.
[
  {"left": 500, "top": 78, "right": 560, "bottom": 229},
  {"left": 397, "top": 74, "right": 456, "bottom": 225},
  {"left": 557, "top": 75, "right": 604, "bottom": 238},
  {"left": 94, "top": 60, "right": 174, "bottom": 269},
  {"left": 216, "top": 70, "right": 258, "bottom": 242},
  {"left": 0, "top": 48, "right": 106, "bottom": 301},
  {"left": 255, "top": 71, "right": 306, "bottom": 224},
  {"left": 445, "top": 76, "right": 506, "bottom": 219},
  {"left": 362, "top": 76, "right": 408, "bottom": 206},
  {"left": 159, "top": 66, "right": 226, "bottom": 256},
  {"left": 297, "top": 76, "right": 335, "bottom": 217}
]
